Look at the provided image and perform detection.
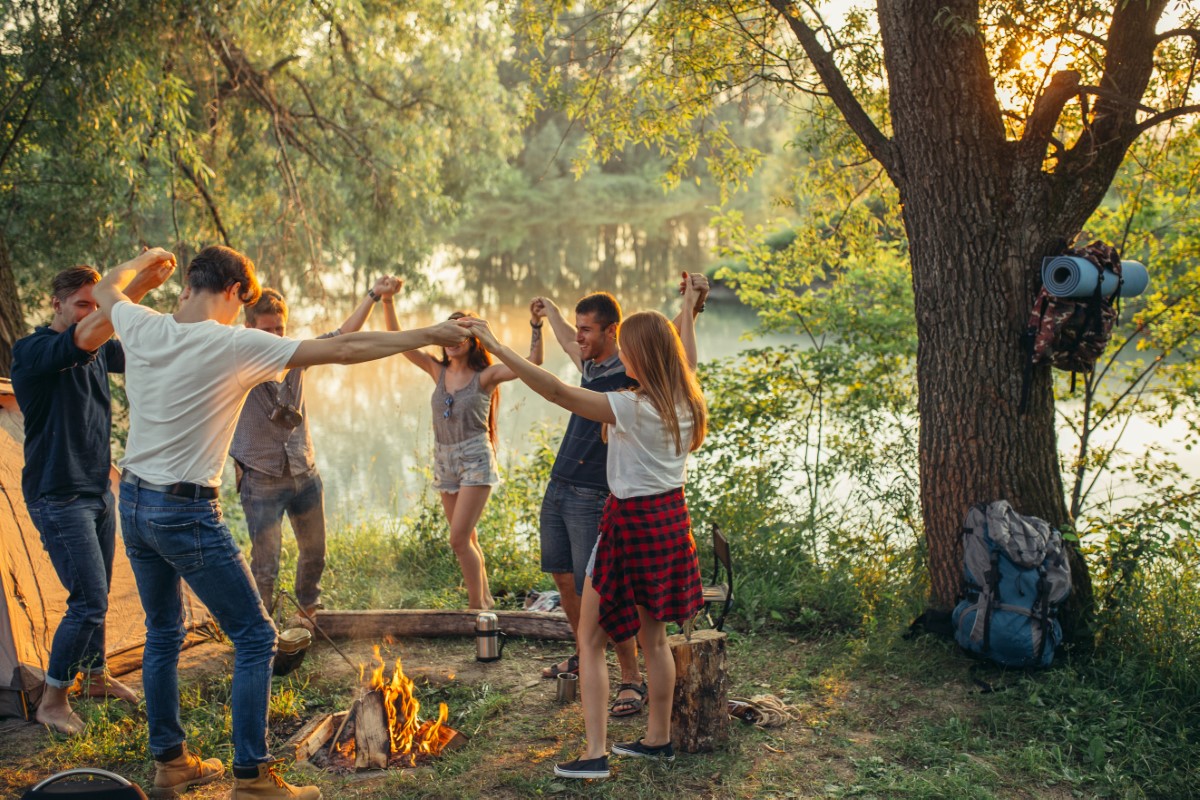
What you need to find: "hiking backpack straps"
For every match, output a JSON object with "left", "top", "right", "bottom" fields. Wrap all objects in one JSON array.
[{"left": 952, "top": 500, "right": 1071, "bottom": 668}]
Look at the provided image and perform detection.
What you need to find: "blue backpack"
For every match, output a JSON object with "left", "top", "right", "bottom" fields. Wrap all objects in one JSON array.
[{"left": 952, "top": 501, "right": 1071, "bottom": 668}]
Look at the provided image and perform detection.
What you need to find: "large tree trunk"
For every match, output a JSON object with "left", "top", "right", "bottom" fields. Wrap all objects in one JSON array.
[
  {"left": 0, "top": 233, "right": 24, "bottom": 377},
  {"left": 877, "top": 1, "right": 1081, "bottom": 616}
]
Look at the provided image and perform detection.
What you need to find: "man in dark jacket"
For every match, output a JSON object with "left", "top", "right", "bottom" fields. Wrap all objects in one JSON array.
[{"left": 10, "top": 253, "right": 174, "bottom": 735}]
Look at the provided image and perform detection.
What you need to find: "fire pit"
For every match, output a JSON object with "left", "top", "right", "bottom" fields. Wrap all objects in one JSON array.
[{"left": 291, "top": 646, "right": 468, "bottom": 773}]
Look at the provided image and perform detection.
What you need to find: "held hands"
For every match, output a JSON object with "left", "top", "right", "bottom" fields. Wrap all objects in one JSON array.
[
  {"left": 128, "top": 247, "right": 177, "bottom": 292},
  {"left": 458, "top": 317, "right": 501, "bottom": 352},
  {"left": 678, "top": 271, "right": 709, "bottom": 313},
  {"left": 373, "top": 275, "right": 402, "bottom": 299},
  {"left": 429, "top": 320, "right": 470, "bottom": 347},
  {"left": 530, "top": 297, "right": 546, "bottom": 324}
]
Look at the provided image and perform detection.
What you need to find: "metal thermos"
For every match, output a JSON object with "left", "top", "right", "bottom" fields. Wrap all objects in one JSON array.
[
  {"left": 555, "top": 672, "right": 578, "bottom": 703},
  {"left": 475, "top": 612, "right": 504, "bottom": 662}
]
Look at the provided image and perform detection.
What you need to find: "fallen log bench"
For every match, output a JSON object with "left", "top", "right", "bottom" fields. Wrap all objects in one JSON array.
[
  {"left": 670, "top": 629, "right": 729, "bottom": 753},
  {"left": 311, "top": 609, "right": 574, "bottom": 641}
]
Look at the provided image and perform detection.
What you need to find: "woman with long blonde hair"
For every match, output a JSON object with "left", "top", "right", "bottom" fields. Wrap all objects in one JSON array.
[
  {"left": 462, "top": 279, "right": 707, "bottom": 779},
  {"left": 386, "top": 287, "right": 545, "bottom": 609}
]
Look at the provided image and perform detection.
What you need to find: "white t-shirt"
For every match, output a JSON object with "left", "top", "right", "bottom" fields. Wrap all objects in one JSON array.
[
  {"left": 605, "top": 390, "right": 693, "bottom": 499},
  {"left": 110, "top": 301, "right": 300, "bottom": 486}
]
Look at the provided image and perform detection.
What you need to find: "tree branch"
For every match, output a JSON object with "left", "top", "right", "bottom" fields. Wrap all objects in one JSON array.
[
  {"left": 1135, "top": 102, "right": 1200, "bottom": 134},
  {"left": 1156, "top": 27, "right": 1200, "bottom": 44},
  {"left": 1021, "top": 69, "right": 1080, "bottom": 146},
  {"left": 175, "top": 156, "right": 231, "bottom": 246},
  {"left": 764, "top": 0, "right": 895, "bottom": 177}
]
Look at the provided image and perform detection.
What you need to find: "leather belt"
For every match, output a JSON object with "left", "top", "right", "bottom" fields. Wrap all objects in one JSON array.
[{"left": 120, "top": 470, "right": 218, "bottom": 500}]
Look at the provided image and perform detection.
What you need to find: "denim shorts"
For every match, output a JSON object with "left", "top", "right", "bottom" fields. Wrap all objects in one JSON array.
[
  {"left": 433, "top": 434, "right": 499, "bottom": 493},
  {"left": 539, "top": 479, "right": 610, "bottom": 595}
]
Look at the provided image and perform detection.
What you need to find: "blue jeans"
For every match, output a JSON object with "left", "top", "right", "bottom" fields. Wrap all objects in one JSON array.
[
  {"left": 119, "top": 482, "right": 276, "bottom": 767},
  {"left": 239, "top": 467, "right": 327, "bottom": 610},
  {"left": 27, "top": 491, "right": 116, "bottom": 688},
  {"left": 539, "top": 479, "right": 610, "bottom": 595}
]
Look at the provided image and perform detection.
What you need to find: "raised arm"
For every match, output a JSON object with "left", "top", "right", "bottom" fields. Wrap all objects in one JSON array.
[
  {"left": 671, "top": 272, "right": 708, "bottom": 369},
  {"left": 336, "top": 275, "right": 399, "bottom": 335},
  {"left": 90, "top": 248, "right": 177, "bottom": 334},
  {"left": 462, "top": 318, "right": 615, "bottom": 424},
  {"left": 287, "top": 322, "right": 468, "bottom": 368},
  {"left": 677, "top": 273, "right": 702, "bottom": 371},
  {"left": 379, "top": 279, "right": 440, "bottom": 379},
  {"left": 482, "top": 298, "right": 547, "bottom": 387},
  {"left": 535, "top": 296, "right": 584, "bottom": 372}
]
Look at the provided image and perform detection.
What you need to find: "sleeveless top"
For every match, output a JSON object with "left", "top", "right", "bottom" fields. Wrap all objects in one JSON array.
[{"left": 431, "top": 368, "right": 492, "bottom": 445}]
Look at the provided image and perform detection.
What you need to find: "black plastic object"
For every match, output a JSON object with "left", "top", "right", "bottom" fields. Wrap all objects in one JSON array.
[{"left": 21, "top": 768, "right": 148, "bottom": 799}]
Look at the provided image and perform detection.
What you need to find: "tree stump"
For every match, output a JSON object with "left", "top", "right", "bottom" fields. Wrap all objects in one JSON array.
[
  {"left": 354, "top": 690, "right": 390, "bottom": 770},
  {"left": 668, "top": 629, "right": 728, "bottom": 752}
]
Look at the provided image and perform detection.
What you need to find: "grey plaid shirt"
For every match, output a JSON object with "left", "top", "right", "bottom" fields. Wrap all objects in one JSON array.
[{"left": 229, "top": 329, "right": 337, "bottom": 477}]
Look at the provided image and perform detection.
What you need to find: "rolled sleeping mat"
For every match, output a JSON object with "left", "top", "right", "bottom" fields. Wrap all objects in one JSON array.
[{"left": 1041, "top": 256, "right": 1150, "bottom": 299}]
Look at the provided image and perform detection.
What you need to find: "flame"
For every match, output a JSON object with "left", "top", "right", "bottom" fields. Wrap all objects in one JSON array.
[{"left": 334, "top": 645, "right": 453, "bottom": 762}]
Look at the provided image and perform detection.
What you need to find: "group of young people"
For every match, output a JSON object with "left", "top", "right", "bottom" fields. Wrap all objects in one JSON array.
[{"left": 11, "top": 243, "right": 711, "bottom": 795}]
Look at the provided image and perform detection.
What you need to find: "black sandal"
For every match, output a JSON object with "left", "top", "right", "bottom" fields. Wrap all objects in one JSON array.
[
  {"left": 541, "top": 654, "right": 579, "bottom": 679},
  {"left": 609, "top": 681, "right": 647, "bottom": 717}
]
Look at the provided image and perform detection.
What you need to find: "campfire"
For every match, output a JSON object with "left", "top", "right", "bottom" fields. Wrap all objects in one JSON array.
[{"left": 293, "top": 645, "right": 467, "bottom": 773}]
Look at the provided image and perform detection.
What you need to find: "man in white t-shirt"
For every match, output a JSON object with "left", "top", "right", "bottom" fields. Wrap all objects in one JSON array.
[{"left": 94, "top": 245, "right": 468, "bottom": 800}]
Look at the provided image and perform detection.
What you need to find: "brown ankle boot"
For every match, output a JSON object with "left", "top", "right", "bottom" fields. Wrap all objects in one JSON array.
[
  {"left": 151, "top": 743, "right": 225, "bottom": 797},
  {"left": 230, "top": 761, "right": 321, "bottom": 799}
]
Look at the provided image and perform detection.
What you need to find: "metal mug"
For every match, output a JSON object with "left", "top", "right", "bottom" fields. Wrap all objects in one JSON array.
[
  {"left": 555, "top": 672, "right": 578, "bottom": 703},
  {"left": 475, "top": 612, "right": 504, "bottom": 662}
]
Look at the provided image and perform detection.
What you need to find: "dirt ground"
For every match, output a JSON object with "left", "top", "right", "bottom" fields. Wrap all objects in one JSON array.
[{"left": 0, "top": 632, "right": 1082, "bottom": 799}]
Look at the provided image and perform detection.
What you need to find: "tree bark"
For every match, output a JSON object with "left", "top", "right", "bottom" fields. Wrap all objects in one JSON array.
[
  {"left": 864, "top": 2, "right": 1158, "bottom": 630},
  {"left": 668, "top": 630, "right": 729, "bottom": 753},
  {"left": 0, "top": 233, "right": 25, "bottom": 377}
]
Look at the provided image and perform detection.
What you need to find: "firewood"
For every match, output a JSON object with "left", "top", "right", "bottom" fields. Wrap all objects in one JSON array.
[
  {"left": 669, "top": 629, "right": 729, "bottom": 753},
  {"left": 355, "top": 690, "right": 391, "bottom": 770},
  {"left": 313, "top": 609, "right": 572, "bottom": 641}
]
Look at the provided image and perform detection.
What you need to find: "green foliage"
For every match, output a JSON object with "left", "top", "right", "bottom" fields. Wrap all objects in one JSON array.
[{"left": 3, "top": 0, "right": 521, "bottom": 305}]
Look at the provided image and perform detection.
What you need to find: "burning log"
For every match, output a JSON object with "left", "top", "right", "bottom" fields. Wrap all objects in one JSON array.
[
  {"left": 297, "top": 645, "right": 469, "bottom": 773},
  {"left": 354, "top": 690, "right": 391, "bottom": 770},
  {"left": 312, "top": 609, "right": 572, "bottom": 641},
  {"left": 669, "top": 629, "right": 729, "bottom": 753}
]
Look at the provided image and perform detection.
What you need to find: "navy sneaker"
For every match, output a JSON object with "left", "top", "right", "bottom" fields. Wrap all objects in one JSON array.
[
  {"left": 553, "top": 755, "right": 610, "bottom": 779},
  {"left": 612, "top": 738, "right": 676, "bottom": 762}
]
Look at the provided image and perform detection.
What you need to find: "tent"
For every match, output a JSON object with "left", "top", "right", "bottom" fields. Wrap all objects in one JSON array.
[{"left": 0, "top": 378, "right": 212, "bottom": 718}]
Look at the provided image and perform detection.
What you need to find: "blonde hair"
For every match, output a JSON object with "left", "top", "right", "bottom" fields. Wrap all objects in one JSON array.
[{"left": 617, "top": 310, "right": 707, "bottom": 454}]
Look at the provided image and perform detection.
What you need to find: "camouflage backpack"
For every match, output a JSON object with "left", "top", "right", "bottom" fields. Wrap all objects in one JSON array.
[{"left": 1020, "top": 241, "right": 1122, "bottom": 412}]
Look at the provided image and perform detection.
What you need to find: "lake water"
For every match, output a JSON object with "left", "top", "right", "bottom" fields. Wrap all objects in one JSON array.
[{"left": 271, "top": 231, "right": 799, "bottom": 524}]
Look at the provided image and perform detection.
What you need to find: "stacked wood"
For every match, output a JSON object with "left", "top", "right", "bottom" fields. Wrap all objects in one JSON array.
[
  {"left": 313, "top": 609, "right": 572, "bottom": 641},
  {"left": 669, "top": 629, "right": 729, "bottom": 753}
]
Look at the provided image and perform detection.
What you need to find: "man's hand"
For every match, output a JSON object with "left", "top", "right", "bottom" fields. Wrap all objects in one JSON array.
[
  {"left": 460, "top": 318, "right": 502, "bottom": 352},
  {"left": 125, "top": 250, "right": 177, "bottom": 300},
  {"left": 678, "top": 272, "right": 709, "bottom": 314},
  {"left": 429, "top": 320, "right": 470, "bottom": 347},
  {"left": 533, "top": 296, "right": 563, "bottom": 321},
  {"left": 530, "top": 297, "right": 546, "bottom": 323}
]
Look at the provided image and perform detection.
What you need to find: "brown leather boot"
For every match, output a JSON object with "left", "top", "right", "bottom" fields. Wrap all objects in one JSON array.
[
  {"left": 151, "top": 743, "right": 225, "bottom": 797},
  {"left": 230, "top": 761, "right": 321, "bottom": 799}
]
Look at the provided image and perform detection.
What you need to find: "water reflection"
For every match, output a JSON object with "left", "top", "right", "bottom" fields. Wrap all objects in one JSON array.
[{"left": 274, "top": 237, "right": 794, "bottom": 524}]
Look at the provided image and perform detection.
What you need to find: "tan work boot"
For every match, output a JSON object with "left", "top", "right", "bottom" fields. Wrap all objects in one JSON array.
[
  {"left": 151, "top": 743, "right": 225, "bottom": 797},
  {"left": 230, "top": 761, "right": 321, "bottom": 799}
]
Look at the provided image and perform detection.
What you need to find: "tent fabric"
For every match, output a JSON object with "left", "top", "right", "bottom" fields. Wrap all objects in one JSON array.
[{"left": 0, "top": 378, "right": 212, "bottom": 718}]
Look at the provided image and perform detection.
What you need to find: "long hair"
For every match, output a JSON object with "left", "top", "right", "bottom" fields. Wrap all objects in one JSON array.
[
  {"left": 617, "top": 310, "right": 707, "bottom": 454},
  {"left": 245, "top": 288, "right": 287, "bottom": 325},
  {"left": 439, "top": 310, "right": 498, "bottom": 447}
]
